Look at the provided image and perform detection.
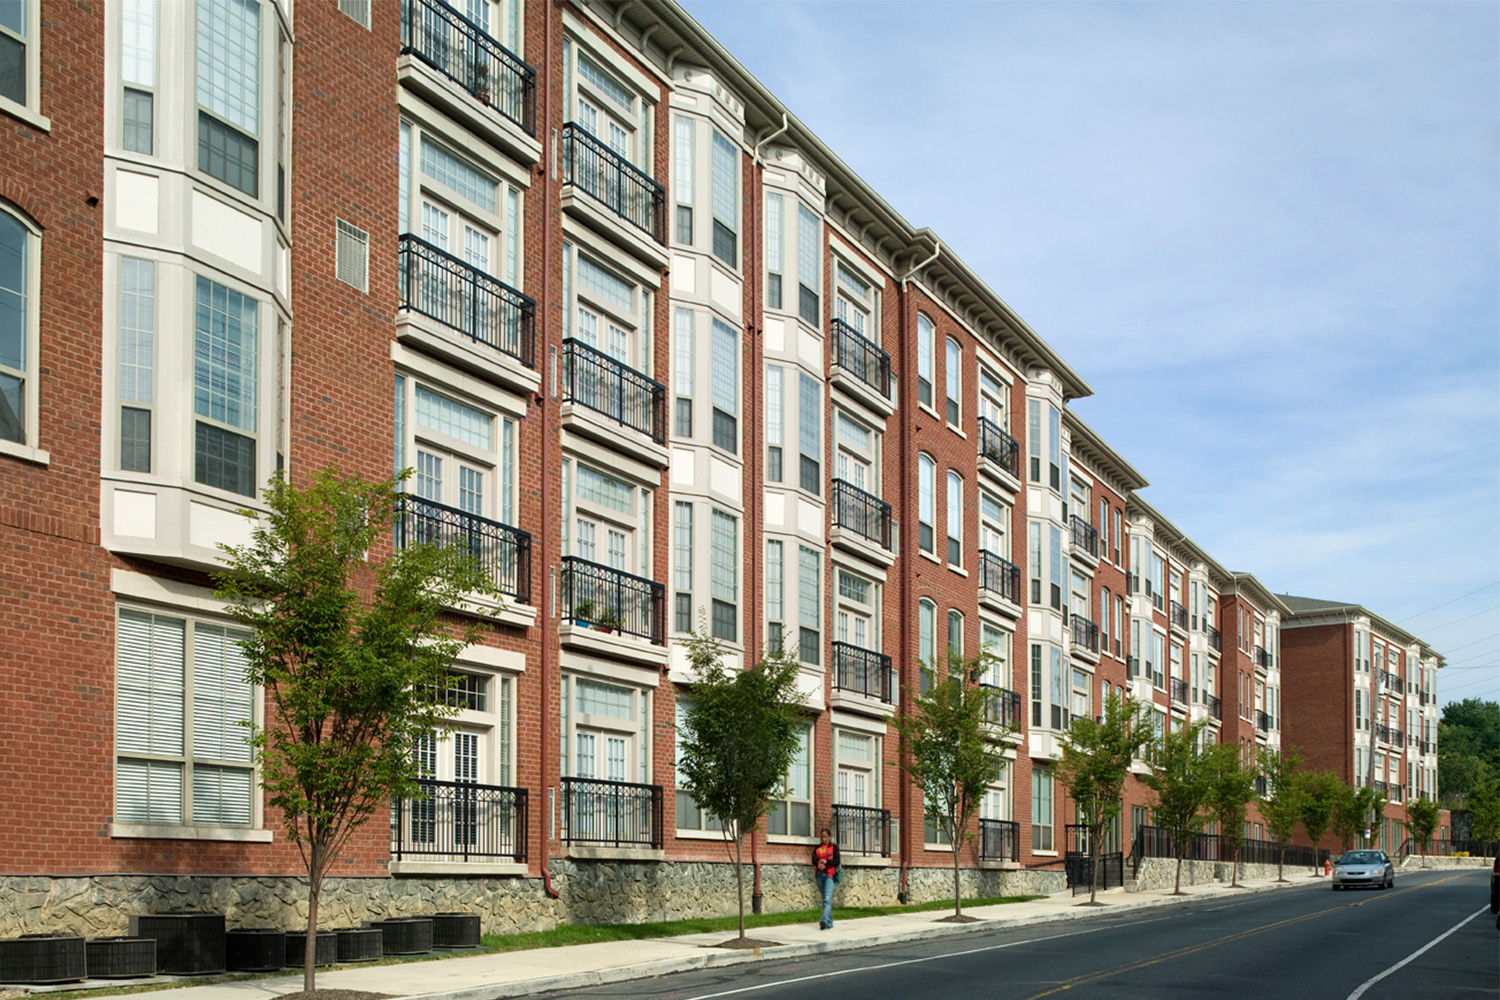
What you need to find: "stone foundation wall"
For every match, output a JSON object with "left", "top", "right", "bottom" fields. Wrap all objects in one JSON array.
[
  {"left": 1128, "top": 857, "right": 1314, "bottom": 892},
  {"left": 0, "top": 861, "right": 1066, "bottom": 939}
]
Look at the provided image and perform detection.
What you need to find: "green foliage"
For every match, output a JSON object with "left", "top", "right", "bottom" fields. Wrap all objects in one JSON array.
[
  {"left": 1469, "top": 780, "right": 1500, "bottom": 842},
  {"left": 1142, "top": 719, "right": 1212, "bottom": 893},
  {"left": 1403, "top": 795, "right": 1440, "bottom": 855},
  {"left": 1299, "top": 771, "right": 1339, "bottom": 856},
  {"left": 1204, "top": 743, "right": 1259, "bottom": 885},
  {"left": 892, "top": 650, "right": 1012, "bottom": 916},
  {"left": 676, "top": 632, "right": 805, "bottom": 939},
  {"left": 1330, "top": 781, "right": 1386, "bottom": 851},
  {"left": 214, "top": 468, "right": 497, "bottom": 989},
  {"left": 1256, "top": 749, "right": 1304, "bottom": 879},
  {"left": 1439, "top": 698, "right": 1500, "bottom": 806}
]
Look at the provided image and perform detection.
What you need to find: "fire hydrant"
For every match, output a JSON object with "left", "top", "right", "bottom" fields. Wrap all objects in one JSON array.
[{"left": 1324, "top": 858, "right": 1332, "bottom": 876}]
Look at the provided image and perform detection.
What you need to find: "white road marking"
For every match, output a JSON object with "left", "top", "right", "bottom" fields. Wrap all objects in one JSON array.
[{"left": 1344, "top": 905, "right": 1489, "bottom": 1000}]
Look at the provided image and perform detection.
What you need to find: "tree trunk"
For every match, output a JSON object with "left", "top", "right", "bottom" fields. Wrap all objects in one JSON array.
[
  {"left": 951, "top": 816, "right": 962, "bottom": 918},
  {"left": 1230, "top": 842, "right": 1242, "bottom": 888},
  {"left": 1276, "top": 843, "right": 1284, "bottom": 882},
  {"left": 735, "top": 834, "right": 746, "bottom": 941},
  {"left": 305, "top": 842, "right": 326, "bottom": 994},
  {"left": 1089, "top": 814, "right": 1100, "bottom": 904},
  {"left": 1173, "top": 847, "right": 1184, "bottom": 894}
]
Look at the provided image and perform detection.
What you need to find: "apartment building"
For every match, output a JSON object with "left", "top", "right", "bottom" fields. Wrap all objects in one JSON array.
[{"left": 0, "top": 0, "right": 1444, "bottom": 932}]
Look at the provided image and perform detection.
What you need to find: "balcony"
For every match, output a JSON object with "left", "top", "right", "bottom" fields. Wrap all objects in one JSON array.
[
  {"left": 1381, "top": 672, "right": 1405, "bottom": 695},
  {"left": 977, "top": 418, "right": 1021, "bottom": 488},
  {"left": 1068, "top": 514, "right": 1099, "bottom": 563},
  {"left": 560, "top": 122, "right": 667, "bottom": 262},
  {"left": 1254, "top": 775, "right": 1268, "bottom": 797},
  {"left": 1170, "top": 677, "right": 1190, "bottom": 706},
  {"left": 1254, "top": 645, "right": 1273, "bottom": 670},
  {"left": 833, "top": 642, "right": 896, "bottom": 706},
  {"left": 1255, "top": 709, "right": 1271, "bottom": 733},
  {"left": 560, "top": 338, "right": 667, "bottom": 453},
  {"left": 1389, "top": 784, "right": 1404, "bottom": 803},
  {"left": 831, "top": 478, "right": 894, "bottom": 564},
  {"left": 832, "top": 804, "right": 891, "bottom": 858},
  {"left": 390, "top": 778, "right": 527, "bottom": 864},
  {"left": 829, "top": 318, "right": 894, "bottom": 416},
  {"left": 1205, "top": 693, "right": 1222, "bottom": 720},
  {"left": 560, "top": 777, "right": 663, "bottom": 850},
  {"left": 1169, "top": 600, "right": 1188, "bottom": 633},
  {"left": 1205, "top": 622, "right": 1222, "bottom": 652},
  {"left": 1127, "top": 655, "right": 1140, "bottom": 678},
  {"left": 1376, "top": 724, "right": 1404, "bottom": 746},
  {"left": 560, "top": 556, "right": 665, "bottom": 645},
  {"left": 979, "top": 818, "right": 1020, "bottom": 862},
  {"left": 1070, "top": 616, "right": 1100, "bottom": 657},
  {"left": 394, "top": 493, "right": 532, "bottom": 604},
  {"left": 398, "top": 0, "right": 538, "bottom": 162},
  {"left": 977, "top": 551, "right": 1022, "bottom": 618},
  {"left": 980, "top": 684, "right": 1023, "bottom": 729}
]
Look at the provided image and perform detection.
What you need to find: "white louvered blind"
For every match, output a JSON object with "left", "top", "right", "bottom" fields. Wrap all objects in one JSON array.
[
  {"left": 115, "top": 609, "right": 185, "bottom": 823},
  {"left": 190, "top": 624, "right": 254, "bottom": 825}
]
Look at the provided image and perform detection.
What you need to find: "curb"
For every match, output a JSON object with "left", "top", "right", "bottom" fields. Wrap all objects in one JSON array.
[{"left": 401, "top": 877, "right": 1323, "bottom": 1000}]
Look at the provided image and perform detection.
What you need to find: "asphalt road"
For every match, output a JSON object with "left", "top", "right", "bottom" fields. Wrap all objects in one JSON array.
[{"left": 540, "top": 869, "right": 1498, "bottom": 1000}]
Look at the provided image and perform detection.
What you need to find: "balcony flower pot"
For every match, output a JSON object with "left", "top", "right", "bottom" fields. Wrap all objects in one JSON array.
[
  {"left": 130, "top": 913, "right": 226, "bottom": 975},
  {"left": 225, "top": 928, "right": 284, "bottom": 972},
  {"left": 0, "top": 934, "right": 87, "bottom": 984},
  {"left": 332, "top": 927, "right": 384, "bottom": 963},
  {"left": 571, "top": 599, "right": 597, "bottom": 629},
  {"left": 283, "top": 930, "right": 338, "bottom": 968},
  {"left": 595, "top": 609, "right": 624, "bottom": 635},
  {"left": 431, "top": 913, "right": 481, "bottom": 949},
  {"left": 370, "top": 917, "right": 433, "bottom": 955},
  {"left": 86, "top": 937, "right": 156, "bottom": 978}
]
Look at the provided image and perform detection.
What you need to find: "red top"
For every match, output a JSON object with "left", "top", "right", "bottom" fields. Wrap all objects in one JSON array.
[{"left": 814, "top": 843, "right": 837, "bottom": 879}]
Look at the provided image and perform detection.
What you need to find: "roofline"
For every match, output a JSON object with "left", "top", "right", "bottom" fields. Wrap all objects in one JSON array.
[
  {"left": 1227, "top": 572, "right": 1293, "bottom": 617},
  {"left": 1125, "top": 494, "right": 1232, "bottom": 583},
  {"left": 1064, "top": 409, "right": 1150, "bottom": 492},
  {"left": 1278, "top": 595, "right": 1447, "bottom": 666}
]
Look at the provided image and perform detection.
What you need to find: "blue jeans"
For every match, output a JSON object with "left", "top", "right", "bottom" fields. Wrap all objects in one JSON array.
[{"left": 817, "top": 871, "right": 835, "bottom": 927}]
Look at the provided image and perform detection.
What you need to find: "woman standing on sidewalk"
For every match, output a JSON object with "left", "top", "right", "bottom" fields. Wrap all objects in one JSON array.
[{"left": 813, "top": 827, "right": 841, "bottom": 929}]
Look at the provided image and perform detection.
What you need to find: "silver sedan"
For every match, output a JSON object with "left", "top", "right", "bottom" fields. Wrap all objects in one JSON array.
[{"left": 1332, "top": 849, "right": 1394, "bottom": 890}]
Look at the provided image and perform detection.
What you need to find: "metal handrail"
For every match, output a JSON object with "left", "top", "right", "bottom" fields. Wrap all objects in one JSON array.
[
  {"left": 560, "top": 777, "right": 663, "bottom": 848},
  {"left": 399, "top": 0, "right": 536, "bottom": 135},
  {"left": 1069, "top": 514, "right": 1099, "bottom": 558},
  {"left": 980, "top": 684, "right": 1022, "bottom": 728},
  {"left": 832, "top": 478, "right": 893, "bottom": 549},
  {"left": 830, "top": 318, "right": 892, "bottom": 399},
  {"left": 978, "top": 550, "right": 1022, "bottom": 604},
  {"left": 398, "top": 234, "right": 536, "bottom": 368},
  {"left": 1170, "top": 677, "right": 1190, "bottom": 704},
  {"left": 560, "top": 338, "right": 667, "bottom": 443},
  {"left": 1205, "top": 694, "right": 1222, "bottom": 720},
  {"left": 1071, "top": 616, "right": 1099, "bottom": 654},
  {"left": 1169, "top": 600, "right": 1188, "bottom": 630},
  {"left": 977, "top": 417, "right": 1020, "bottom": 478},
  {"left": 391, "top": 778, "right": 528, "bottom": 862},
  {"left": 831, "top": 804, "right": 891, "bottom": 858},
  {"left": 1254, "top": 645, "right": 1273, "bottom": 669},
  {"left": 1255, "top": 709, "right": 1272, "bottom": 733},
  {"left": 560, "top": 123, "right": 665, "bottom": 243},
  {"left": 1205, "top": 623, "right": 1222, "bottom": 651},
  {"left": 979, "top": 818, "right": 1020, "bottom": 862},
  {"left": 560, "top": 555, "right": 665, "bottom": 645},
  {"left": 394, "top": 493, "right": 532, "bottom": 603},
  {"left": 833, "top": 641, "right": 895, "bottom": 703}
]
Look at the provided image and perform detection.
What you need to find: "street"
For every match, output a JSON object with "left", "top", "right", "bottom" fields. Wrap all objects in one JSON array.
[{"left": 540, "top": 869, "right": 1498, "bottom": 1000}]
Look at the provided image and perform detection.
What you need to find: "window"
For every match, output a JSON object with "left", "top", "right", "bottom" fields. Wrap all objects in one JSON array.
[
  {"left": 766, "top": 723, "right": 812, "bottom": 837},
  {"left": 797, "top": 203, "right": 820, "bottom": 326},
  {"left": 833, "top": 262, "right": 873, "bottom": 338},
  {"left": 978, "top": 367, "right": 1006, "bottom": 433},
  {"left": 798, "top": 372, "right": 820, "bottom": 493},
  {"left": 1100, "top": 588, "right": 1111, "bottom": 652},
  {"left": 1152, "top": 632, "right": 1165, "bottom": 688},
  {"left": 916, "top": 313, "right": 933, "bottom": 408},
  {"left": 765, "top": 192, "right": 783, "bottom": 309},
  {"left": 947, "top": 610, "right": 963, "bottom": 656},
  {"left": 710, "top": 130, "right": 737, "bottom": 267},
  {"left": 674, "top": 308, "right": 693, "bottom": 438},
  {"left": 121, "top": 0, "right": 156, "bottom": 153},
  {"left": 919, "top": 599, "right": 936, "bottom": 694},
  {"left": 834, "top": 410, "right": 875, "bottom": 494},
  {"left": 710, "top": 509, "right": 737, "bottom": 640},
  {"left": 673, "top": 116, "right": 694, "bottom": 245},
  {"left": 835, "top": 569, "right": 876, "bottom": 653},
  {"left": 766, "top": 539, "right": 784, "bottom": 653},
  {"left": 1028, "top": 398, "right": 1061, "bottom": 488},
  {"left": 397, "top": 380, "right": 516, "bottom": 529},
  {"left": 1031, "top": 642, "right": 1043, "bottom": 726},
  {"left": 674, "top": 699, "right": 724, "bottom": 832},
  {"left": 946, "top": 470, "right": 962, "bottom": 565},
  {"left": 918, "top": 454, "right": 935, "bottom": 554},
  {"left": 924, "top": 785, "right": 952, "bottom": 847},
  {"left": 766, "top": 364, "right": 783, "bottom": 481},
  {"left": 115, "top": 607, "right": 255, "bottom": 828},
  {"left": 1071, "top": 667, "right": 1090, "bottom": 721},
  {"left": 193, "top": 276, "right": 259, "bottom": 496},
  {"left": 673, "top": 502, "right": 692, "bottom": 633},
  {"left": 1049, "top": 524, "right": 1063, "bottom": 610},
  {"left": 197, "top": 0, "right": 261, "bottom": 197},
  {"left": 944, "top": 338, "right": 961, "bottom": 425},
  {"left": 119, "top": 257, "right": 155, "bottom": 471},
  {"left": 979, "top": 492, "right": 1007, "bottom": 559},
  {"left": 563, "top": 676, "right": 648, "bottom": 790},
  {"left": 710, "top": 318, "right": 738, "bottom": 452},
  {"left": 1112, "top": 508, "right": 1122, "bottom": 564},
  {"left": 561, "top": 457, "right": 649, "bottom": 575},
  {"left": 835, "top": 729, "right": 879, "bottom": 809},
  {"left": 980, "top": 621, "right": 1010, "bottom": 688},
  {"left": 0, "top": 0, "right": 39, "bottom": 118},
  {"left": 563, "top": 242, "right": 649, "bottom": 379},
  {"left": 570, "top": 42, "right": 649, "bottom": 175},
  {"left": 1032, "top": 765, "right": 1054, "bottom": 852},
  {"left": 798, "top": 545, "right": 820, "bottom": 665}
]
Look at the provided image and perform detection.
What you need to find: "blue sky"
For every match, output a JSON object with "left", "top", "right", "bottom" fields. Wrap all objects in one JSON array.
[{"left": 680, "top": 0, "right": 1500, "bottom": 708}]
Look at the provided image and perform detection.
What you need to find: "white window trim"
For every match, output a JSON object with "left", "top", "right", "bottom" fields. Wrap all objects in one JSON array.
[
  {"left": 0, "top": 203, "right": 46, "bottom": 464},
  {"left": 0, "top": 0, "right": 51, "bottom": 131}
]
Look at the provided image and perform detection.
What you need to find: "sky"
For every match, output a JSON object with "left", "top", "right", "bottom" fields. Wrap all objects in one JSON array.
[{"left": 679, "top": 0, "right": 1500, "bottom": 709}]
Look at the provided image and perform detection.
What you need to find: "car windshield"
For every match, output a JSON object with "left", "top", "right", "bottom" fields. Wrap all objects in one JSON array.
[{"left": 1340, "top": 851, "right": 1383, "bottom": 864}]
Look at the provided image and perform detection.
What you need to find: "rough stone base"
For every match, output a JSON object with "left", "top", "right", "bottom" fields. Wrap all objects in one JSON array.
[
  {"left": 1128, "top": 857, "right": 1321, "bottom": 892},
  {"left": 0, "top": 861, "right": 1065, "bottom": 939}
]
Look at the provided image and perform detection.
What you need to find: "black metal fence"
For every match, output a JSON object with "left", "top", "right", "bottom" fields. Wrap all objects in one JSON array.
[
  {"left": 1069, "top": 514, "right": 1098, "bottom": 558},
  {"left": 979, "top": 818, "right": 1019, "bottom": 862},
  {"left": 400, "top": 0, "right": 536, "bottom": 135},
  {"left": 394, "top": 493, "right": 532, "bottom": 603},
  {"left": 399, "top": 234, "right": 536, "bottom": 369},
  {"left": 1398, "top": 837, "right": 1499, "bottom": 858},
  {"left": 832, "top": 804, "right": 891, "bottom": 857},
  {"left": 560, "top": 777, "right": 663, "bottom": 848},
  {"left": 1072, "top": 616, "right": 1099, "bottom": 655},
  {"left": 1256, "top": 709, "right": 1271, "bottom": 733},
  {"left": 560, "top": 123, "right": 665, "bottom": 243},
  {"left": 1169, "top": 600, "right": 1188, "bottom": 630},
  {"left": 978, "top": 550, "right": 1022, "bottom": 604},
  {"left": 1068, "top": 853, "right": 1124, "bottom": 894},
  {"left": 833, "top": 642, "right": 895, "bottom": 703},
  {"left": 1170, "top": 677, "right": 1190, "bottom": 705},
  {"left": 560, "top": 338, "right": 667, "bottom": 443},
  {"left": 391, "top": 778, "right": 528, "bottom": 862},
  {"left": 830, "top": 318, "right": 892, "bottom": 399},
  {"left": 980, "top": 684, "right": 1022, "bottom": 728},
  {"left": 1206, "top": 694, "right": 1222, "bottom": 720},
  {"left": 1205, "top": 622, "right": 1222, "bottom": 650},
  {"left": 977, "top": 417, "right": 1020, "bottom": 478},
  {"left": 832, "top": 478, "right": 893, "bottom": 550},
  {"left": 1130, "top": 825, "right": 1329, "bottom": 873},
  {"left": 1255, "top": 645, "right": 1273, "bottom": 669},
  {"left": 560, "top": 556, "right": 665, "bottom": 645}
]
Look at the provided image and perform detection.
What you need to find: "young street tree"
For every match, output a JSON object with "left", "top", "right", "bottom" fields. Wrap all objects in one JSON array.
[
  {"left": 1205, "top": 742, "right": 1259, "bottom": 888},
  {"left": 214, "top": 468, "right": 497, "bottom": 992},
  {"left": 1300, "top": 771, "right": 1339, "bottom": 873},
  {"left": 675, "top": 632, "right": 805, "bottom": 945},
  {"left": 1256, "top": 748, "right": 1304, "bottom": 882},
  {"left": 1143, "top": 718, "right": 1211, "bottom": 895},
  {"left": 1402, "top": 796, "right": 1440, "bottom": 867},
  {"left": 1055, "top": 691, "right": 1155, "bottom": 904},
  {"left": 893, "top": 650, "right": 1012, "bottom": 920}
]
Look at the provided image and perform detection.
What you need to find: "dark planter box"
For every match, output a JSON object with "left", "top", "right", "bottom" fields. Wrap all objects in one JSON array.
[
  {"left": 370, "top": 917, "right": 433, "bottom": 955},
  {"left": 333, "top": 927, "right": 384, "bottom": 963},
  {"left": 0, "top": 934, "right": 87, "bottom": 984},
  {"left": 283, "top": 931, "right": 338, "bottom": 968},
  {"left": 130, "top": 913, "right": 226, "bottom": 975},
  {"left": 225, "top": 929, "right": 284, "bottom": 972},
  {"left": 86, "top": 937, "right": 156, "bottom": 978},
  {"left": 431, "top": 913, "right": 481, "bottom": 949}
]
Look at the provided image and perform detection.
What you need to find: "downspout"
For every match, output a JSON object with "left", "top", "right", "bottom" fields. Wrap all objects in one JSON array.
[{"left": 539, "top": 0, "right": 559, "bottom": 900}]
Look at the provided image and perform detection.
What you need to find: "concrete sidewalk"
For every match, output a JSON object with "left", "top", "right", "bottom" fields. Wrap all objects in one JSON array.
[{"left": 19, "top": 873, "right": 1333, "bottom": 1000}]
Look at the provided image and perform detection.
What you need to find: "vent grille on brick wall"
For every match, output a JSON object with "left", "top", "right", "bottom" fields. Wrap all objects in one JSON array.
[{"left": 336, "top": 219, "right": 369, "bottom": 293}]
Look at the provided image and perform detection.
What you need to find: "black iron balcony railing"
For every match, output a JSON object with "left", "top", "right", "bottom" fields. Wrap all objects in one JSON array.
[
  {"left": 833, "top": 641, "right": 895, "bottom": 703},
  {"left": 1255, "top": 709, "right": 1272, "bottom": 733},
  {"left": 560, "top": 122, "right": 665, "bottom": 243},
  {"left": 979, "top": 818, "right": 1020, "bottom": 862},
  {"left": 400, "top": 0, "right": 536, "bottom": 135},
  {"left": 1205, "top": 622, "right": 1222, "bottom": 651},
  {"left": 560, "top": 338, "right": 666, "bottom": 443},
  {"left": 1381, "top": 672, "right": 1404, "bottom": 694},
  {"left": 832, "top": 478, "right": 894, "bottom": 550},
  {"left": 394, "top": 493, "right": 532, "bottom": 603},
  {"left": 829, "top": 318, "right": 892, "bottom": 399},
  {"left": 1071, "top": 616, "right": 1099, "bottom": 654},
  {"left": 980, "top": 684, "right": 1022, "bottom": 729},
  {"left": 832, "top": 804, "right": 891, "bottom": 858},
  {"left": 399, "top": 234, "right": 536, "bottom": 369},
  {"left": 1419, "top": 738, "right": 1434, "bottom": 755},
  {"left": 1375, "top": 724, "right": 1404, "bottom": 746},
  {"left": 1069, "top": 515, "right": 1099, "bottom": 558},
  {"left": 560, "top": 776, "right": 662, "bottom": 849},
  {"left": 1169, "top": 600, "right": 1188, "bottom": 631},
  {"left": 1254, "top": 775, "right": 1268, "bottom": 796},
  {"left": 977, "top": 418, "right": 1020, "bottom": 479},
  {"left": 978, "top": 550, "right": 1022, "bottom": 605},
  {"left": 1254, "top": 645, "right": 1273, "bottom": 669},
  {"left": 1389, "top": 784, "right": 1404, "bottom": 803},
  {"left": 391, "top": 778, "right": 528, "bottom": 862},
  {"left": 1206, "top": 693, "right": 1222, "bottom": 720},
  {"left": 1170, "top": 677, "right": 1190, "bottom": 705},
  {"left": 560, "top": 556, "right": 665, "bottom": 645}
]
